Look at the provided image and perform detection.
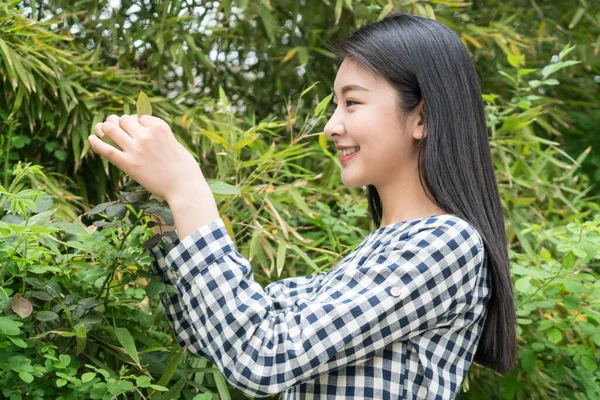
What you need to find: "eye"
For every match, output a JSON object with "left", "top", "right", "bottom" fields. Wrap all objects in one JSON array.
[{"left": 345, "top": 99, "right": 358, "bottom": 107}]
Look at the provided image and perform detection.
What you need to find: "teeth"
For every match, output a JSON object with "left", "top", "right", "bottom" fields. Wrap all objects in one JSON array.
[{"left": 341, "top": 147, "right": 360, "bottom": 156}]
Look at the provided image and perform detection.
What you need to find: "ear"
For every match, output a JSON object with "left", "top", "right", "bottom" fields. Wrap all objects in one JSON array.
[{"left": 411, "top": 100, "right": 426, "bottom": 140}]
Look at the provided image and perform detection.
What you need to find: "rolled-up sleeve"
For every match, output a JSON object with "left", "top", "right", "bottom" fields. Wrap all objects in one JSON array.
[{"left": 158, "top": 217, "right": 485, "bottom": 398}]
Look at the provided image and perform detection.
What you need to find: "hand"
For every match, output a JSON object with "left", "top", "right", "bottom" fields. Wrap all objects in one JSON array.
[{"left": 89, "top": 114, "right": 207, "bottom": 203}]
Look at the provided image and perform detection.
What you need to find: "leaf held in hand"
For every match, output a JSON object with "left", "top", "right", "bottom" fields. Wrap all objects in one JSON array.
[{"left": 136, "top": 91, "right": 152, "bottom": 117}]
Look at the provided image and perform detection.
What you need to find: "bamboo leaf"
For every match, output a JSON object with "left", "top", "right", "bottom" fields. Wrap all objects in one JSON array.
[
  {"left": 568, "top": 8, "right": 585, "bottom": 29},
  {"left": 258, "top": 6, "right": 276, "bottom": 43},
  {"left": 114, "top": 327, "right": 140, "bottom": 365},
  {"left": 276, "top": 241, "right": 287, "bottom": 277},
  {"left": 136, "top": 91, "right": 152, "bottom": 117}
]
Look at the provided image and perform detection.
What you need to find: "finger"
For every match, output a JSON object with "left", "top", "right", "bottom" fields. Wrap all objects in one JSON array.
[
  {"left": 106, "top": 114, "right": 120, "bottom": 124},
  {"left": 94, "top": 122, "right": 105, "bottom": 138},
  {"left": 119, "top": 114, "right": 145, "bottom": 138},
  {"left": 88, "top": 135, "right": 127, "bottom": 169},
  {"left": 139, "top": 115, "right": 170, "bottom": 130},
  {"left": 102, "top": 121, "right": 135, "bottom": 151}
]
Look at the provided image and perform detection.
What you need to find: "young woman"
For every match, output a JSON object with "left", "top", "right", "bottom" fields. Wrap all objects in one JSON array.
[{"left": 90, "top": 12, "right": 517, "bottom": 400}]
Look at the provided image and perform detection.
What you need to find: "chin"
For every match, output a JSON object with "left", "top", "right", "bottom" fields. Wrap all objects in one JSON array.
[{"left": 341, "top": 176, "right": 366, "bottom": 189}]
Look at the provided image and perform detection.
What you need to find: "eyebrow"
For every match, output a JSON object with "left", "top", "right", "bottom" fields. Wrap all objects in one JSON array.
[{"left": 331, "top": 84, "right": 370, "bottom": 97}]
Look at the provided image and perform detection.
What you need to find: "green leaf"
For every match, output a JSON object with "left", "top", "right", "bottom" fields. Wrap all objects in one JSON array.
[
  {"left": 156, "top": 348, "right": 186, "bottom": 387},
  {"left": 507, "top": 53, "right": 521, "bottom": 69},
  {"left": 136, "top": 91, "right": 152, "bottom": 117},
  {"left": 114, "top": 327, "right": 140, "bottom": 365},
  {"left": 334, "top": 0, "right": 343, "bottom": 24},
  {"left": 105, "top": 203, "right": 127, "bottom": 220},
  {"left": 542, "top": 79, "right": 559, "bottom": 85},
  {"left": 136, "top": 375, "right": 152, "bottom": 388},
  {"left": 219, "top": 86, "right": 228, "bottom": 109},
  {"left": 8, "top": 336, "right": 27, "bottom": 348},
  {"left": 56, "top": 378, "right": 67, "bottom": 387},
  {"left": 568, "top": 8, "right": 586, "bottom": 29},
  {"left": 208, "top": 180, "right": 241, "bottom": 195},
  {"left": 562, "top": 251, "right": 575, "bottom": 269},
  {"left": 515, "top": 276, "right": 535, "bottom": 293},
  {"left": 36, "top": 311, "right": 59, "bottom": 322},
  {"left": 257, "top": 6, "right": 276, "bottom": 43},
  {"left": 19, "top": 371, "right": 34, "bottom": 384},
  {"left": 192, "top": 394, "right": 213, "bottom": 400},
  {"left": 314, "top": 93, "right": 333, "bottom": 116},
  {"left": 81, "top": 372, "right": 96, "bottom": 383},
  {"left": 0, "top": 317, "right": 21, "bottom": 336},
  {"left": 581, "top": 355, "right": 597, "bottom": 372},
  {"left": 547, "top": 328, "right": 562, "bottom": 344}
]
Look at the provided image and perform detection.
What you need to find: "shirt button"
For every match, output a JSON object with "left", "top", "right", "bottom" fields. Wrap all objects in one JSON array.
[{"left": 390, "top": 287, "right": 402, "bottom": 297}]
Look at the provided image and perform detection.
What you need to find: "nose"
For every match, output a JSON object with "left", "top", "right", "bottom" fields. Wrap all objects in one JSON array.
[{"left": 323, "top": 109, "right": 345, "bottom": 141}]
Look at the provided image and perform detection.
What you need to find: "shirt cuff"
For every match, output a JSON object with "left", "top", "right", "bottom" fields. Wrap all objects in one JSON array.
[{"left": 164, "top": 217, "right": 236, "bottom": 281}]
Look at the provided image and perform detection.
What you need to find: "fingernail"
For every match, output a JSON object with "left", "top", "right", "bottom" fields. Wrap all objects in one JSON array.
[{"left": 88, "top": 135, "right": 95, "bottom": 142}]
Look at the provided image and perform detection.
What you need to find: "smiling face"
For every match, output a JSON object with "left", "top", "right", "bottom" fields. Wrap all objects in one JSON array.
[{"left": 324, "top": 58, "right": 425, "bottom": 189}]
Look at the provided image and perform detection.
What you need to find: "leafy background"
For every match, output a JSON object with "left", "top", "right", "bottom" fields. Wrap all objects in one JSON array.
[{"left": 1, "top": 0, "right": 599, "bottom": 399}]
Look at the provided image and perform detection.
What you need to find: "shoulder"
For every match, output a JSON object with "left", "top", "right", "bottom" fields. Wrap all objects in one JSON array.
[
  {"left": 385, "top": 214, "right": 483, "bottom": 253},
  {"left": 372, "top": 215, "right": 485, "bottom": 274}
]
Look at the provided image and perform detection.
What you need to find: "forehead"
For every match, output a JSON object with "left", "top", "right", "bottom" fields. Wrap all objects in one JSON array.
[{"left": 333, "top": 58, "right": 382, "bottom": 92}]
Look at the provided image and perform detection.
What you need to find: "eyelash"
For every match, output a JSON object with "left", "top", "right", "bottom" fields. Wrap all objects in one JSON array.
[{"left": 332, "top": 100, "right": 358, "bottom": 109}]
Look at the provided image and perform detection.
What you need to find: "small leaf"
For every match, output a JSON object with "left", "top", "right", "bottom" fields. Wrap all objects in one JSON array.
[
  {"left": 11, "top": 294, "right": 33, "bottom": 318},
  {"left": 81, "top": 372, "right": 96, "bottom": 383},
  {"left": 142, "top": 234, "right": 162, "bottom": 250},
  {"left": 125, "top": 191, "right": 146, "bottom": 203},
  {"left": 547, "top": 328, "right": 562, "bottom": 344},
  {"left": 136, "top": 91, "right": 152, "bottom": 117},
  {"left": 274, "top": 241, "right": 286, "bottom": 277},
  {"left": 507, "top": 53, "right": 521, "bottom": 68},
  {"left": 8, "top": 336, "right": 27, "bottom": 348},
  {"left": 105, "top": 203, "right": 127, "bottom": 220},
  {"left": 19, "top": 372, "right": 34, "bottom": 384},
  {"left": 79, "top": 297, "right": 100, "bottom": 310},
  {"left": 115, "top": 327, "right": 140, "bottom": 365},
  {"left": 218, "top": 86, "right": 228, "bottom": 109},
  {"left": 136, "top": 375, "right": 152, "bottom": 388},
  {"left": 208, "top": 180, "right": 240, "bottom": 195},
  {"left": 36, "top": 310, "right": 60, "bottom": 321},
  {"left": 542, "top": 79, "right": 559, "bottom": 85},
  {"left": 568, "top": 8, "right": 586, "bottom": 29},
  {"left": 581, "top": 355, "right": 597, "bottom": 372}
]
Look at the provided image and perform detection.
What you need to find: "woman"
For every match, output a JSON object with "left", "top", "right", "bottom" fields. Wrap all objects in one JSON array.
[{"left": 90, "top": 12, "right": 517, "bottom": 400}]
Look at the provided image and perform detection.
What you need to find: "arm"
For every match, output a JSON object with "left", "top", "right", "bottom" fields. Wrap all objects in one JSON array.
[
  {"left": 162, "top": 217, "right": 487, "bottom": 398},
  {"left": 149, "top": 232, "right": 214, "bottom": 361},
  {"left": 262, "top": 271, "right": 329, "bottom": 311}
]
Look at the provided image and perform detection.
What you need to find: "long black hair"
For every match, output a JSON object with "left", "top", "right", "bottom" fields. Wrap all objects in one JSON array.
[{"left": 328, "top": 12, "right": 517, "bottom": 375}]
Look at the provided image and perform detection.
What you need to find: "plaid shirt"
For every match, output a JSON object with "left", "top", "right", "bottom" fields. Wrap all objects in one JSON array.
[{"left": 149, "top": 214, "right": 491, "bottom": 399}]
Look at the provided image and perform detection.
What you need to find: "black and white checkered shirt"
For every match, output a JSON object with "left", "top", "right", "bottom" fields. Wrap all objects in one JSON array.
[{"left": 150, "top": 214, "right": 491, "bottom": 399}]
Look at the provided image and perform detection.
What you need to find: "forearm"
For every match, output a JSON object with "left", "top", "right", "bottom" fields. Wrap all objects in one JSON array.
[{"left": 166, "top": 183, "right": 221, "bottom": 241}]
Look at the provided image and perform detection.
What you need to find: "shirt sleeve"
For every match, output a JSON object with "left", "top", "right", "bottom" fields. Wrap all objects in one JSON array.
[
  {"left": 149, "top": 230, "right": 215, "bottom": 362},
  {"left": 262, "top": 271, "right": 329, "bottom": 311},
  {"left": 162, "top": 217, "right": 486, "bottom": 398},
  {"left": 149, "top": 230, "right": 329, "bottom": 355}
]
